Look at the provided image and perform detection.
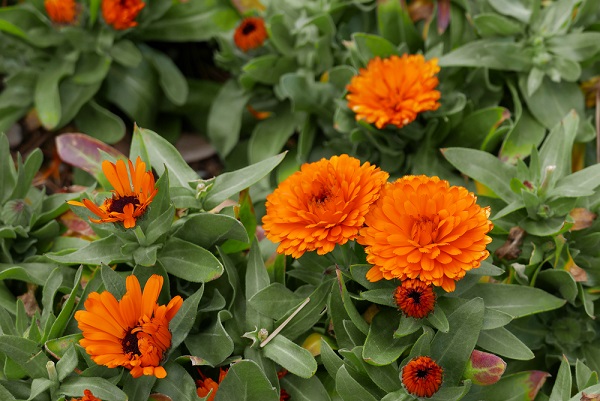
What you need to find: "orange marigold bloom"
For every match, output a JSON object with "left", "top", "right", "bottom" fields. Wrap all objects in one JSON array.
[
  {"left": 44, "top": 0, "right": 77, "bottom": 24},
  {"left": 358, "top": 175, "right": 493, "bottom": 292},
  {"left": 75, "top": 275, "right": 183, "bottom": 379},
  {"left": 346, "top": 54, "right": 441, "bottom": 129},
  {"left": 262, "top": 154, "right": 389, "bottom": 258},
  {"left": 68, "top": 157, "right": 157, "bottom": 229},
  {"left": 70, "top": 390, "right": 102, "bottom": 401},
  {"left": 234, "top": 17, "right": 268, "bottom": 52},
  {"left": 197, "top": 368, "right": 228, "bottom": 401},
  {"left": 394, "top": 279, "right": 436, "bottom": 318},
  {"left": 402, "top": 356, "right": 443, "bottom": 398},
  {"left": 102, "top": 0, "right": 145, "bottom": 30}
]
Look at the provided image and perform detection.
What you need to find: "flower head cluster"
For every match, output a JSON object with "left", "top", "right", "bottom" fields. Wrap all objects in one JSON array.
[
  {"left": 359, "top": 175, "right": 493, "bottom": 292},
  {"left": 234, "top": 17, "right": 268, "bottom": 52},
  {"left": 262, "top": 154, "right": 389, "bottom": 258},
  {"left": 402, "top": 356, "right": 444, "bottom": 397},
  {"left": 75, "top": 275, "right": 182, "bottom": 378},
  {"left": 102, "top": 0, "right": 145, "bottom": 30},
  {"left": 68, "top": 157, "right": 157, "bottom": 229},
  {"left": 44, "top": 0, "right": 77, "bottom": 24},
  {"left": 346, "top": 54, "right": 441, "bottom": 129}
]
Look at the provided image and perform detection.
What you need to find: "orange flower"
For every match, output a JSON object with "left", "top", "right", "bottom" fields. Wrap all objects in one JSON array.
[
  {"left": 234, "top": 17, "right": 268, "bottom": 52},
  {"left": 197, "top": 368, "right": 228, "bottom": 401},
  {"left": 44, "top": 0, "right": 77, "bottom": 24},
  {"left": 75, "top": 275, "right": 183, "bottom": 379},
  {"left": 346, "top": 54, "right": 441, "bottom": 129},
  {"left": 402, "top": 356, "right": 443, "bottom": 398},
  {"left": 358, "top": 175, "right": 493, "bottom": 292},
  {"left": 394, "top": 279, "right": 436, "bottom": 318},
  {"left": 70, "top": 390, "right": 102, "bottom": 401},
  {"left": 102, "top": 0, "right": 145, "bottom": 30},
  {"left": 262, "top": 154, "right": 389, "bottom": 258},
  {"left": 68, "top": 157, "right": 157, "bottom": 229}
]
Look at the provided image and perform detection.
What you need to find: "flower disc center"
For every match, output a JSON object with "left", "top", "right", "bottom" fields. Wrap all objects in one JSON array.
[
  {"left": 122, "top": 329, "right": 140, "bottom": 356},
  {"left": 109, "top": 195, "right": 140, "bottom": 213}
]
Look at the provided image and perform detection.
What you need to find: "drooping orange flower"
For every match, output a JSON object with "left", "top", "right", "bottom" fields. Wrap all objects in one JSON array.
[
  {"left": 70, "top": 390, "right": 102, "bottom": 401},
  {"left": 75, "top": 275, "right": 183, "bottom": 379},
  {"left": 233, "top": 16, "right": 268, "bottom": 52},
  {"left": 197, "top": 368, "right": 228, "bottom": 401},
  {"left": 102, "top": 0, "right": 145, "bottom": 30},
  {"left": 346, "top": 54, "right": 441, "bottom": 129},
  {"left": 402, "top": 356, "right": 443, "bottom": 398},
  {"left": 262, "top": 154, "right": 389, "bottom": 258},
  {"left": 358, "top": 175, "right": 493, "bottom": 292},
  {"left": 44, "top": 0, "right": 77, "bottom": 24},
  {"left": 68, "top": 157, "right": 157, "bottom": 229},
  {"left": 394, "top": 279, "right": 436, "bottom": 318}
]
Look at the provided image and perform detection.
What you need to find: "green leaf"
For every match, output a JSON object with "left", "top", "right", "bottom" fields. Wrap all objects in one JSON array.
[
  {"left": 360, "top": 289, "right": 396, "bottom": 308},
  {"left": 213, "top": 360, "right": 279, "bottom": 401},
  {"left": 248, "top": 105, "right": 297, "bottom": 164},
  {"left": 537, "top": 270, "right": 578, "bottom": 303},
  {"left": 35, "top": 52, "right": 78, "bottom": 129},
  {"left": 352, "top": 33, "right": 399, "bottom": 63},
  {"left": 249, "top": 283, "right": 303, "bottom": 320},
  {"left": 169, "top": 285, "right": 203, "bottom": 351},
  {"left": 203, "top": 152, "right": 286, "bottom": 210},
  {"left": 47, "top": 267, "right": 83, "bottom": 341},
  {"left": 207, "top": 79, "right": 250, "bottom": 158},
  {"left": 0, "top": 133, "right": 16, "bottom": 204},
  {"left": 549, "top": 163, "right": 600, "bottom": 198},
  {"left": 472, "top": 13, "right": 523, "bottom": 37},
  {"left": 460, "top": 283, "right": 566, "bottom": 318},
  {"left": 442, "top": 148, "right": 518, "bottom": 202},
  {"left": 74, "top": 100, "right": 125, "bottom": 144},
  {"left": 500, "top": 108, "right": 546, "bottom": 164},
  {"left": 321, "top": 338, "right": 343, "bottom": 378},
  {"left": 280, "top": 374, "right": 331, "bottom": 401},
  {"left": 0, "top": 335, "right": 49, "bottom": 378},
  {"left": 56, "top": 345, "right": 79, "bottom": 381},
  {"left": 538, "top": 111, "right": 578, "bottom": 182},
  {"left": 158, "top": 237, "right": 223, "bottom": 282},
  {"left": 242, "top": 55, "right": 297, "bottom": 85},
  {"left": 547, "top": 32, "right": 600, "bottom": 61},
  {"left": 549, "top": 356, "right": 572, "bottom": 401},
  {"left": 438, "top": 39, "right": 532, "bottom": 71},
  {"left": 430, "top": 297, "right": 484, "bottom": 385},
  {"left": 575, "top": 359, "right": 597, "bottom": 392},
  {"left": 153, "top": 362, "right": 199, "bottom": 401},
  {"left": 185, "top": 310, "right": 233, "bottom": 367},
  {"left": 263, "top": 335, "right": 317, "bottom": 378},
  {"left": 336, "top": 365, "right": 379, "bottom": 401},
  {"left": 448, "top": 107, "right": 508, "bottom": 149},
  {"left": 122, "top": 375, "right": 156, "bottom": 401},
  {"left": 131, "top": 126, "right": 198, "bottom": 188},
  {"left": 363, "top": 309, "right": 411, "bottom": 366},
  {"left": 376, "top": 0, "right": 421, "bottom": 50},
  {"left": 463, "top": 371, "right": 549, "bottom": 401},
  {"left": 476, "top": 327, "right": 534, "bottom": 360},
  {"left": 46, "top": 235, "right": 129, "bottom": 265},
  {"left": 110, "top": 39, "right": 142, "bottom": 67},
  {"left": 427, "top": 305, "right": 449, "bottom": 333},
  {"left": 143, "top": 45, "right": 188, "bottom": 105},
  {"left": 174, "top": 213, "right": 248, "bottom": 249}
]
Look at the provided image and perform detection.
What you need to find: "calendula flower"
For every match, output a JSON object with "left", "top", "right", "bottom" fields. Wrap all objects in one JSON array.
[
  {"left": 44, "top": 0, "right": 77, "bottom": 24},
  {"left": 102, "top": 0, "right": 145, "bottom": 30},
  {"left": 394, "top": 279, "right": 436, "bottom": 318},
  {"left": 75, "top": 275, "right": 183, "bottom": 379},
  {"left": 70, "top": 390, "right": 102, "bottom": 401},
  {"left": 197, "top": 368, "right": 228, "bottom": 401},
  {"left": 358, "top": 175, "right": 493, "bottom": 292},
  {"left": 346, "top": 54, "right": 441, "bottom": 129},
  {"left": 262, "top": 154, "right": 389, "bottom": 258},
  {"left": 67, "top": 157, "right": 157, "bottom": 229},
  {"left": 234, "top": 16, "right": 268, "bottom": 52},
  {"left": 402, "top": 356, "right": 443, "bottom": 398}
]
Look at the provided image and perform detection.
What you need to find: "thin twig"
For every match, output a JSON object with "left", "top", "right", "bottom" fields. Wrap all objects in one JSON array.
[{"left": 260, "top": 297, "right": 311, "bottom": 347}]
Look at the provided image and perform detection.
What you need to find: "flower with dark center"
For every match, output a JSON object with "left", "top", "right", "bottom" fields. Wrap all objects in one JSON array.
[
  {"left": 402, "top": 356, "right": 443, "bottom": 398},
  {"left": 44, "top": 0, "right": 77, "bottom": 24},
  {"left": 394, "top": 279, "right": 436, "bottom": 318},
  {"left": 101, "top": 0, "right": 145, "bottom": 30},
  {"left": 234, "top": 17, "right": 268, "bottom": 52}
]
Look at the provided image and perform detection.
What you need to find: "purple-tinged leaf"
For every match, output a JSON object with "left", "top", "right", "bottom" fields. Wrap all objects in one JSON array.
[{"left": 55, "top": 133, "right": 123, "bottom": 179}]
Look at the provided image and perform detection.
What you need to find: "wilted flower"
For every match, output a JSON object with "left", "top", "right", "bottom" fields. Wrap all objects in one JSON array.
[
  {"left": 394, "top": 279, "right": 436, "bottom": 318},
  {"left": 102, "top": 0, "right": 145, "bottom": 30},
  {"left": 197, "top": 368, "right": 228, "bottom": 401},
  {"left": 234, "top": 17, "right": 268, "bottom": 52},
  {"left": 44, "top": 0, "right": 77, "bottom": 24},
  {"left": 402, "top": 356, "right": 443, "bottom": 398},
  {"left": 346, "top": 54, "right": 441, "bottom": 129},
  {"left": 70, "top": 390, "right": 102, "bottom": 401},
  {"left": 75, "top": 275, "right": 183, "bottom": 378},
  {"left": 358, "top": 175, "right": 493, "bottom": 292},
  {"left": 67, "top": 157, "right": 158, "bottom": 229},
  {"left": 262, "top": 154, "right": 389, "bottom": 258},
  {"left": 463, "top": 350, "right": 506, "bottom": 386}
]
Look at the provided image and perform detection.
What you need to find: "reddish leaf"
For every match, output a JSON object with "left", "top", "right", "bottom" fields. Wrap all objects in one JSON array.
[{"left": 55, "top": 133, "right": 124, "bottom": 179}]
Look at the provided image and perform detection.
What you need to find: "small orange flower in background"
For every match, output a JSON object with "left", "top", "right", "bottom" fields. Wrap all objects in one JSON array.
[
  {"left": 402, "top": 356, "right": 443, "bottom": 398},
  {"left": 234, "top": 16, "right": 268, "bottom": 52},
  {"left": 75, "top": 275, "right": 183, "bottom": 379},
  {"left": 68, "top": 157, "right": 157, "bottom": 229},
  {"left": 262, "top": 154, "right": 389, "bottom": 258},
  {"left": 197, "top": 368, "right": 227, "bottom": 401},
  {"left": 358, "top": 175, "right": 493, "bottom": 292},
  {"left": 346, "top": 54, "right": 441, "bottom": 129},
  {"left": 70, "top": 390, "right": 102, "bottom": 401},
  {"left": 394, "top": 279, "right": 436, "bottom": 318},
  {"left": 44, "top": 0, "right": 77, "bottom": 24},
  {"left": 102, "top": 0, "right": 145, "bottom": 30}
]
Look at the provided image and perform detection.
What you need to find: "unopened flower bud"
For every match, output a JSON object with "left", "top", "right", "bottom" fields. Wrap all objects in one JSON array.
[{"left": 463, "top": 350, "right": 506, "bottom": 386}]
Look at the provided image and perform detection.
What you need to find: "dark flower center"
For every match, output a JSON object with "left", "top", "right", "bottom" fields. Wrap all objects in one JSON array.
[
  {"left": 242, "top": 22, "right": 256, "bottom": 35},
  {"left": 407, "top": 289, "right": 422, "bottom": 304},
  {"left": 122, "top": 329, "right": 140, "bottom": 355},
  {"left": 109, "top": 195, "right": 140, "bottom": 213},
  {"left": 416, "top": 368, "right": 430, "bottom": 379}
]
